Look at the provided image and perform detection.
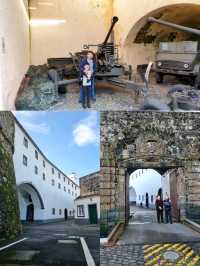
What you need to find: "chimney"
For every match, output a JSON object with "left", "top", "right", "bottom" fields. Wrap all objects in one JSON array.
[{"left": 69, "top": 172, "right": 77, "bottom": 183}]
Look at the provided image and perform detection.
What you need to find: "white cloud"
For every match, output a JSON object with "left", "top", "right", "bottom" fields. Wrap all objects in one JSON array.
[
  {"left": 21, "top": 121, "right": 50, "bottom": 135},
  {"left": 13, "top": 111, "right": 50, "bottom": 135},
  {"left": 73, "top": 112, "right": 99, "bottom": 147}
]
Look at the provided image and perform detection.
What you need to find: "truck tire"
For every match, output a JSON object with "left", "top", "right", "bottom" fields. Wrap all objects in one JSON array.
[
  {"left": 156, "top": 72, "right": 164, "bottom": 84},
  {"left": 195, "top": 73, "right": 200, "bottom": 90}
]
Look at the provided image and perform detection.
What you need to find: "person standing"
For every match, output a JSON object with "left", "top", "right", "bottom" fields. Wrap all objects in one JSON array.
[
  {"left": 80, "top": 64, "right": 92, "bottom": 108},
  {"left": 164, "top": 197, "right": 173, "bottom": 224},
  {"left": 79, "top": 52, "right": 97, "bottom": 103},
  {"left": 155, "top": 195, "right": 164, "bottom": 223}
]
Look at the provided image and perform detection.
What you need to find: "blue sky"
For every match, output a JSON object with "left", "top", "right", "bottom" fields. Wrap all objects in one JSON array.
[{"left": 13, "top": 111, "right": 100, "bottom": 179}]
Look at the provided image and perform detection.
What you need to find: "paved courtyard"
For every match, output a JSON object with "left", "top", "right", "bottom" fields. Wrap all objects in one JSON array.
[
  {"left": 100, "top": 207, "right": 200, "bottom": 265},
  {"left": 0, "top": 221, "right": 99, "bottom": 266}
]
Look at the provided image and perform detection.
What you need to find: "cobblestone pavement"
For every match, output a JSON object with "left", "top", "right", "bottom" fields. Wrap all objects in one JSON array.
[
  {"left": 100, "top": 242, "right": 200, "bottom": 266},
  {"left": 100, "top": 244, "right": 144, "bottom": 266}
]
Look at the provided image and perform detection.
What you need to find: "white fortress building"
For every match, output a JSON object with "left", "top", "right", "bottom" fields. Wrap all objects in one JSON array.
[
  {"left": 13, "top": 117, "right": 80, "bottom": 223},
  {"left": 129, "top": 169, "right": 162, "bottom": 209}
]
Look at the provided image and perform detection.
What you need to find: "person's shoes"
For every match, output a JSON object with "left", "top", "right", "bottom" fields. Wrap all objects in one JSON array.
[
  {"left": 87, "top": 102, "right": 91, "bottom": 108},
  {"left": 82, "top": 103, "right": 86, "bottom": 109}
]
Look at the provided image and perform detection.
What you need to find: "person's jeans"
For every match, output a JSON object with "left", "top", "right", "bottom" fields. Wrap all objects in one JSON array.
[
  {"left": 82, "top": 86, "right": 91, "bottom": 107},
  {"left": 79, "top": 77, "right": 96, "bottom": 103},
  {"left": 165, "top": 209, "right": 172, "bottom": 224},
  {"left": 157, "top": 209, "right": 164, "bottom": 223}
]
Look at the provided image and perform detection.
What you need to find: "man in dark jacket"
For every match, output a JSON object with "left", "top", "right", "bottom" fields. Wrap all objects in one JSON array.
[
  {"left": 164, "top": 197, "right": 173, "bottom": 224},
  {"left": 155, "top": 195, "right": 164, "bottom": 223}
]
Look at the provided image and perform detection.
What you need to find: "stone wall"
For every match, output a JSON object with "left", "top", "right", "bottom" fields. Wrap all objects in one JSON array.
[
  {"left": 0, "top": 112, "right": 21, "bottom": 239},
  {"left": 80, "top": 171, "right": 100, "bottom": 197},
  {"left": 100, "top": 112, "right": 200, "bottom": 234}
]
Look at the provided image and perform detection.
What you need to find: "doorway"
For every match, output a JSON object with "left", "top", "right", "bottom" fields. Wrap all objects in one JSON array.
[
  {"left": 26, "top": 203, "right": 34, "bottom": 222},
  {"left": 88, "top": 204, "right": 98, "bottom": 224},
  {"left": 64, "top": 208, "right": 68, "bottom": 220}
]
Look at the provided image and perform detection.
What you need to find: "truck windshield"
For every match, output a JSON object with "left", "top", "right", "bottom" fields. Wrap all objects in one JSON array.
[{"left": 159, "top": 41, "right": 198, "bottom": 53}]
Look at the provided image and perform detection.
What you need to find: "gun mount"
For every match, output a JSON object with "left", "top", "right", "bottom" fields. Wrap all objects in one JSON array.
[{"left": 48, "top": 16, "right": 133, "bottom": 93}]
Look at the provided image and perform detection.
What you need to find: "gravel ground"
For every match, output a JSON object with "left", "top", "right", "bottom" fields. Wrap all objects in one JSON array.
[{"left": 50, "top": 82, "right": 170, "bottom": 111}]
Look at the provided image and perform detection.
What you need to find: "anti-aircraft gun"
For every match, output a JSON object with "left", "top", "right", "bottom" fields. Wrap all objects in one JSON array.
[
  {"left": 47, "top": 16, "right": 132, "bottom": 91},
  {"left": 148, "top": 17, "right": 200, "bottom": 89}
]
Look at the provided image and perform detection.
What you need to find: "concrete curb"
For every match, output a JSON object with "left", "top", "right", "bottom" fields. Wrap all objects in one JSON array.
[
  {"left": 184, "top": 218, "right": 200, "bottom": 234},
  {"left": 80, "top": 237, "right": 96, "bottom": 266}
]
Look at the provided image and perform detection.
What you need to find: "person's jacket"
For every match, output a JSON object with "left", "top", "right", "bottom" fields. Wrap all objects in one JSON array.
[
  {"left": 155, "top": 199, "right": 163, "bottom": 211},
  {"left": 164, "top": 200, "right": 172, "bottom": 211},
  {"left": 79, "top": 58, "right": 97, "bottom": 78}
]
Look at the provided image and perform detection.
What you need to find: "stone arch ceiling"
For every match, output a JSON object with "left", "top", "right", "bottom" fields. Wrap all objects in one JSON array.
[
  {"left": 134, "top": 4, "right": 200, "bottom": 43},
  {"left": 112, "top": 1, "right": 200, "bottom": 45}
]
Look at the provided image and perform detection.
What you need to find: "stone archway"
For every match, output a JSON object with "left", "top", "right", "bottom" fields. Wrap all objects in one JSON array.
[
  {"left": 100, "top": 112, "right": 200, "bottom": 235},
  {"left": 17, "top": 182, "right": 45, "bottom": 222}
]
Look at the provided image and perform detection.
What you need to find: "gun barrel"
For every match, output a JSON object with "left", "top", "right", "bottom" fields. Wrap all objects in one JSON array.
[
  {"left": 148, "top": 17, "right": 200, "bottom": 37},
  {"left": 103, "top": 16, "right": 119, "bottom": 45}
]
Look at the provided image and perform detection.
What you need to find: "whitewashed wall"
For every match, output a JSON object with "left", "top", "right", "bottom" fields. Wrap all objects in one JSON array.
[
  {"left": 0, "top": 0, "right": 30, "bottom": 110},
  {"left": 129, "top": 169, "right": 162, "bottom": 207},
  {"left": 13, "top": 120, "right": 80, "bottom": 222},
  {"left": 74, "top": 196, "right": 100, "bottom": 220}
]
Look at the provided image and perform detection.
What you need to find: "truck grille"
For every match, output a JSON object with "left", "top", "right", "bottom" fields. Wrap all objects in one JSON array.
[{"left": 156, "top": 60, "right": 192, "bottom": 71}]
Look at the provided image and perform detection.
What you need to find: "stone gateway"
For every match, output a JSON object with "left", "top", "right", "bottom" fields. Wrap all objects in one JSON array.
[{"left": 100, "top": 112, "right": 200, "bottom": 235}]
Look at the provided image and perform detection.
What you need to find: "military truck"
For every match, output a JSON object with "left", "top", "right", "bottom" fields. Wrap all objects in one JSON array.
[{"left": 148, "top": 17, "right": 200, "bottom": 89}]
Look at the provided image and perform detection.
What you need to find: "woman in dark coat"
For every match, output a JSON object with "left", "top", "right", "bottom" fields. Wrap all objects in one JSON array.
[
  {"left": 155, "top": 195, "right": 164, "bottom": 223},
  {"left": 79, "top": 52, "right": 97, "bottom": 104}
]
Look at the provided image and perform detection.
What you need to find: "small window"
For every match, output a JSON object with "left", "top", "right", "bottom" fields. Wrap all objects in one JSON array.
[
  {"left": 72, "top": 183, "right": 73, "bottom": 188},
  {"left": 43, "top": 160, "right": 45, "bottom": 167},
  {"left": 52, "top": 208, "right": 55, "bottom": 215},
  {"left": 68, "top": 180, "right": 70, "bottom": 185},
  {"left": 23, "top": 155, "right": 28, "bottom": 166},
  {"left": 75, "top": 186, "right": 76, "bottom": 190},
  {"left": 142, "top": 195, "right": 144, "bottom": 201},
  {"left": 64, "top": 186, "right": 66, "bottom": 192},
  {"left": 23, "top": 137, "right": 28, "bottom": 148},
  {"left": 68, "top": 189, "right": 70, "bottom": 194},
  {"left": 35, "top": 150, "right": 38, "bottom": 160},
  {"left": 59, "top": 209, "right": 62, "bottom": 215},
  {"left": 58, "top": 172, "right": 61, "bottom": 179},
  {"left": 58, "top": 183, "right": 61, "bottom": 189},
  {"left": 72, "top": 191, "right": 74, "bottom": 196},
  {"left": 139, "top": 195, "right": 141, "bottom": 201},
  {"left": 52, "top": 179, "right": 55, "bottom": 186},
  {"left": 77, "top": 205, "right": 85, "bottom": 217},
  {"left": 52, "top": 168, "right": 54, "bottom": 174},
  {"left": 63, "top": 177, "right": 66, "bottom": 182},
  {"left": 35, "top": 166, "right": 38, "bottom": 175},
  {"left": 43, "top": 173, "right": 45, "bottom": 181}
]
